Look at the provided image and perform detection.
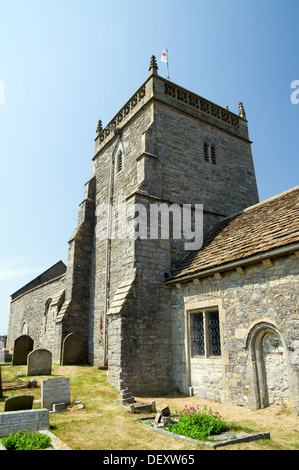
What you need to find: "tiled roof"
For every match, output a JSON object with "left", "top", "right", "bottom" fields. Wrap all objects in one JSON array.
[{"left": 168, "top": 186, "right": 299, "bottom": 281}]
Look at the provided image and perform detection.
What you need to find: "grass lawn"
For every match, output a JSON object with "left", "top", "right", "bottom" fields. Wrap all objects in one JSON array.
[{"left": 1, "top": 363, "right": 299, "bottom": 450}]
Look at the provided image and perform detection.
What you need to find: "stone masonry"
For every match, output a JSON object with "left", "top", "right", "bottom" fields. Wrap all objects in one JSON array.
[
  {"left": 7, "top": 57, "right": 298, "bottom": 414},
  {"left": 168, "top": 254, "right": 299, "bottom": 413}
]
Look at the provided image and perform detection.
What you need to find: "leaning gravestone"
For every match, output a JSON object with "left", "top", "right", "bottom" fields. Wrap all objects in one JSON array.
[
  {"left": 12, "top": 335, "right": 34, "bottom": 365},
  {"left": 41, "top": 377, "right": 70, "bottom": 410},
  {"left": 4, "top": 394, "right": 34, "bottom": 412},
  {"left": 27, "top": 348, "right": 52, "bottom": 376}
]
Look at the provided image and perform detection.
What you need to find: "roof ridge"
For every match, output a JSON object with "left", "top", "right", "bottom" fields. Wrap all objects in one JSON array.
[
  {"left": 219, "top": 185, "right": 299, "bottom": 224},
  {"left": 243, "top": 185, "right": 299, "bottom": 213},
  {"left": 167, "top": 185, "right": 299, "bottom": 282}
]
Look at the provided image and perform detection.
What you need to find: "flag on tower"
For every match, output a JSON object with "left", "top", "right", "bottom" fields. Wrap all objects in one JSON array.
[
  {"left": 161, "top": 50, "right": 168, "bottom": 62},
  {"left": 160, "top": 49, "right": 170, "bottom": 79}
]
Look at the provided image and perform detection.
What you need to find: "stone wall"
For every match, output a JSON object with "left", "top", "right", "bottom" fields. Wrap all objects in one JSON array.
[
  {"left": 89, "top": 101, "right": 153, "bottom": 367},
  {"left": 169, "top": 253, "right": 299, "bottom": 414},
  {"left": 7, "top": 275, "right": 65, "bottom": 354}
]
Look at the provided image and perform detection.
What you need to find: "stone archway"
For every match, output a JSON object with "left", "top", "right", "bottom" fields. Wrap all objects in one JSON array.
[{"left": 246, "top": 322, "right": 290, "bottom": 410}]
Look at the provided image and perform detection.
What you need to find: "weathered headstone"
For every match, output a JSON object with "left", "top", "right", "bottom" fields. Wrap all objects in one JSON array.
[
  {"left": 27, "top": 348, "right": 52, "bottom": 376},
  {"left": 4, "top": 394, "right": 34, "bottom": 412},
  {"left": 0, "top": 365, "right": 2, "bottom": 398},
  {"left": 62, "top": 333, "right": 81, "bottom": 365},
  {"left": 157, "top": 404, "right": 171, "bottom": 417},
  {"left": 29, "top": 377, "right": 38, "bottom": 388},
  {"left": 41, "top": 377, "right": 70, "bottom": 410},
  {"left": 0, "top": 409, "right": 49, "bottom": 437},
  {"left": 12, "top": 335, "right": 34, "bottom": 365}
]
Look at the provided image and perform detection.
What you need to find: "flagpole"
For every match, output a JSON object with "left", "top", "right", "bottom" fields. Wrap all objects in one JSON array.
[{"left": 166, "top": 48, "right": 169, "bottom": 80}]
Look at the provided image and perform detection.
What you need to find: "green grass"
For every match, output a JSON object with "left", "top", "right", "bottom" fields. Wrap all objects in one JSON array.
[{"left": 1, "top": 364, "right": 298, "bottom": 450}]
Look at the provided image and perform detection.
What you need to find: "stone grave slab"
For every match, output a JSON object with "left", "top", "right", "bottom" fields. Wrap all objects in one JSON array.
[
  {"left": 27, "top": 348, "right": 52, "bottom": 376},
  {"left": 4, "top": 394, "right": 34, "bottom": 412},
  {"left": 0, "top": 409, "right": 49, "bottom": 437},
  {"left": 41, "top": 377, "right": 70, "bottom": 410}
]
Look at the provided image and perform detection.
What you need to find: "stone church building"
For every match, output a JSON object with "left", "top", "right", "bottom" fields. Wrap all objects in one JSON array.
[{"left": 7, "top": 57, "right": 299, "bottom": 414}]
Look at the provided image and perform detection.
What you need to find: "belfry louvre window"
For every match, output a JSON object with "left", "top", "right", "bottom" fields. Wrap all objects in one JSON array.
[
  {"left": 203, "top": 143, "right": 209, "bottom": 162},
  {"left": 190, "top": 310, "right": 221, "bottom": 357},
  {"left": 203, "top": 143, "right": 217, "bottom": 165},
  {"left": 211, "top": 146, "right": 216, "bottom": 165}
]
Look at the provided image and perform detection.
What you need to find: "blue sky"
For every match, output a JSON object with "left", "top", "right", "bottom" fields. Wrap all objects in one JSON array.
[{"left": 0, "top": 0, "right": 298, "bottom": 334}]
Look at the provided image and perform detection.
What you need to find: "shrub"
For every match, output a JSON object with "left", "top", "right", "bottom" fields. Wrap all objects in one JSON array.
[
  {"left": 167, "top": 405, "right": 228, "bottom": 440},
  {"left": 1, "top": 430, "right": 52, "bottom": 450}
]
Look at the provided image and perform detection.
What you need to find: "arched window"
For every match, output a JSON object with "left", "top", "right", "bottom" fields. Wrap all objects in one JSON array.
[{"left": 44, "top": 298, "right": 52, "bottom": 333}]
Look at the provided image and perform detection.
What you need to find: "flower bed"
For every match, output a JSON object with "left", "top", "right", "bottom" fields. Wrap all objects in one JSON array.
[
  {"left": 139, "top": 404, "right": 271, "bottom": 449},
  {"left": 168, "top": 405, "right": 228, "bottom": 440},
  {"left": 1, "top": 430, "right": 52, "bottom": 450},
  {"left": 0, "top": 430, "right": 71, "bottom": 451}
]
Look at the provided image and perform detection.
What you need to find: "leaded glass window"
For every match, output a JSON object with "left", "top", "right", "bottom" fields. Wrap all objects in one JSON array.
[
  {"left": 208, "top": 310, "right": 221, "bottom": 356},
  {"left": 191, "top": 313, "right": 205, "bottom": 356},
  {"left": 190, "top": 309, "right": 221, "bottom": 358}
]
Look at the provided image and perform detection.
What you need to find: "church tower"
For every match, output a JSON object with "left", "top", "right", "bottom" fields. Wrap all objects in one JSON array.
[{"left": 75, "top": 56, "right": 259, "bottom": 393}]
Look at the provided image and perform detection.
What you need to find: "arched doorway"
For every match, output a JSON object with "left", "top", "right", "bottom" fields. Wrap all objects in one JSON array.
[{"left": 246, "top": 322, "right": 290, "bottom": 410}]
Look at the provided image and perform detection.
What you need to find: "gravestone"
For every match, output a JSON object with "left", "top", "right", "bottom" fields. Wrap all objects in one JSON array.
[
  {"left": 0, "top": 409, "right": 49, "bottom": 437},
  {"left": 12, "top": 335, "right": 34, "bottom": 365},
  {"left": 41, "top": 377, "right": 70, "bottom": 410},
  {"left": 4, "top": 394, "right": 34, "bottom": 412},
  {"left": 0, "top": 365, "right": 2, "bottom": 398},
  {"left": 27, "top": 348, "right": 52, "bottom": 376},
  {"left": 62, "top": 333, "right": 81, "bottom": 365}
]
